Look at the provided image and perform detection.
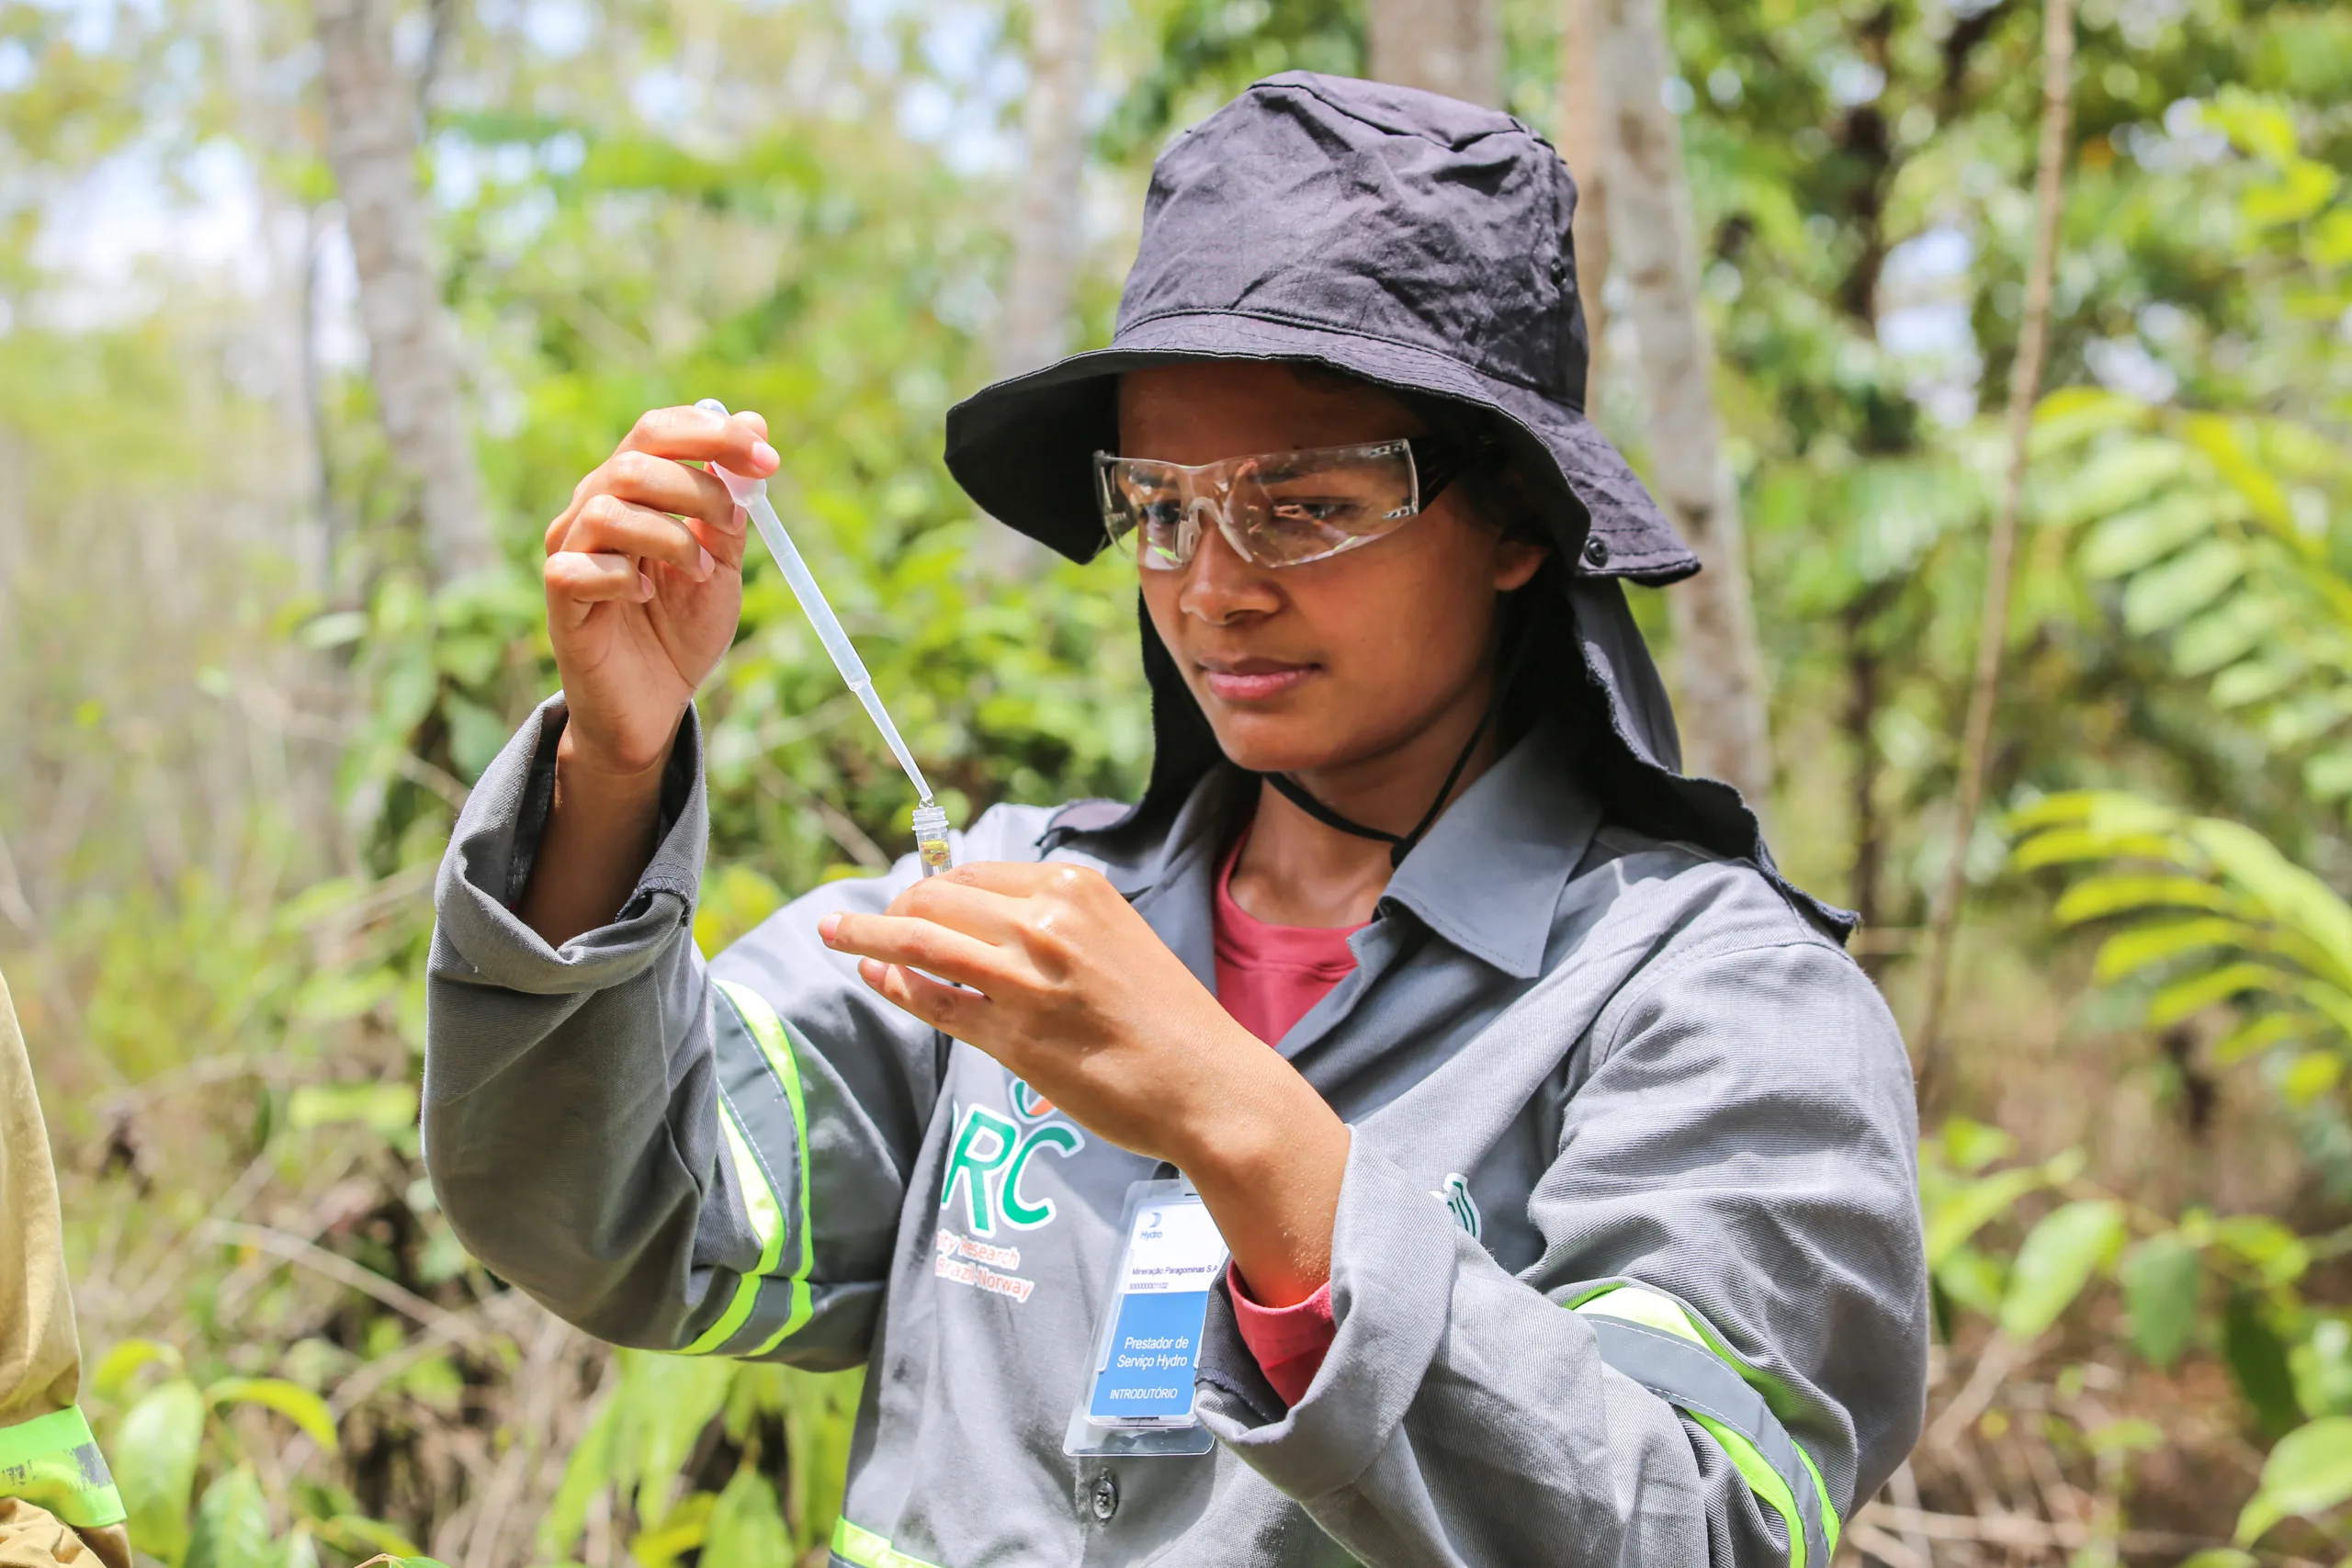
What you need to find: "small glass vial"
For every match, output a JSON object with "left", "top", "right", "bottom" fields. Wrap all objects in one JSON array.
[{"left": 911, "top": 803, "right": 953, "bottom": 877}]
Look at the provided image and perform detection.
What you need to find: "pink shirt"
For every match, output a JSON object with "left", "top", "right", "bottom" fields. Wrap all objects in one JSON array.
[{"left": 1214, "top": 832, "right": 1352, "bottom": 1404}]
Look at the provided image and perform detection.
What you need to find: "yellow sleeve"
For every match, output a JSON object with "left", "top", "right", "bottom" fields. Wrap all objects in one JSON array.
[
  {"left": 0, "top": 971, "right": 127, "bottom": 1539},
  {"left": 0, "top": 967, "right": 79, "bottom": 1430}
]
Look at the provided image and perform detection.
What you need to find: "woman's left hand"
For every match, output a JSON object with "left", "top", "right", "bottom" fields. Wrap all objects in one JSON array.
[{"left": 818, "top": 861, "right": 1350, "bottom": 1304}]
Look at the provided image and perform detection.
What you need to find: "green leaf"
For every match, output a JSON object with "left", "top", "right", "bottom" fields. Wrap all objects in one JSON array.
[
  {"left": 2282, "top": 1050, "right": 2341, "bottom": 1103},
  {"left": 1933, "top": 1244, "right": 2007, "bottom": 1321},
  {"left": 2303, "top": 745, "right": 2352, "bottom": 802},
  {"left": 2047, "top": 438, "right": 2192, "bottom": 532},
  {"left": 2211, "top": 652, "right": 2307, "bottom": 709},
  {"left": 187, "top": 1467, "right": 275, "bottom": 1568},
  {"left": 2147, "top": 962, "right": 2282, "bottom": 1028},
  {"left": 1938, "top": 1118, "right": 2014, "bottom": 1173},
  {"left": 1924, "top": 1167, "right": 2044, "bottom": 1269},
  {"left": 606, "top": 1350, "right": 736, "bottom": 1525},
  {"left": 2078, "top": 488, "right": 2213, "bottom": 577},
  {"left": 313, "top": 1516, "right": 425, "bottom": 1561},
  {"left": 2000, "top": 1200, "right": 2125, "bottom": 1340},
  {"left": 287, "top": 1081, "right": 419, "bottom": 1137},
  {"left": 2173, "top": 591, "right": 2277, "bottom": 676},
  {"left": 2092, "top": 918, "right": 2248, "bottom": 983},
  {"left": 206, "top": 1377, "right": 341, "bottom": 1455},
  {"left": 702, "top": 1467, "right": 793, "bottom": 1565},
  {"left": 92, "top": 1337, "right": 186, "bottom": 1400},
  {"left": 537, "top": 1382, "right": 618, "bottom": 1562},
  {"left": 2213, "top": 1215, "right": 2312, "bottom": 1285},
  {"left": 278, "top": 1529, "right": 321, "bottom": 1568},
  {"left": 2013, "top": 828, "right": 2182, "bottom": 871},
  {"left": 2120, "top": 1235, "right": 2202, "bottom": 1368},
  {"left": 2242, "top": 158, "right": 2339, "bottom": 227},
  {"left": 2122, "top": 537, "right": 2245, "bottom": 635},
  {"left": 116, "top": 1378, "right": 205, "bottom": 1567},
  {"left": 2214, "top": 1011, "right": 2301, "bottom": 1065},
  {"left": 630, "top": 1491, "right": 717, "bottom": 1568},
  {"left": 2236, "top": 1416, "right": 2352, "bottom": 1543},
  {"left": 2225, "top": 1292, "right": 2303, "bottom": 1439},
  {"left": 2053, "top": 874, "right": 2241, "bottom": 925}
]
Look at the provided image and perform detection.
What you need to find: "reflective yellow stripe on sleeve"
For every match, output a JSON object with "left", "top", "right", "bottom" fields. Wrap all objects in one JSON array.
[
  {"left": 0, "top": 1405, "right": 128, "bottom": 1529},
  {"left": 1571, "top": 1281, "right": 1838, "bottom": 1568},
  {"left": 831, "top": 1516, "right": 946, "bottom": 1568},
  {"left": 678, "top": 980, "right": 818, "bottom": 1356}
]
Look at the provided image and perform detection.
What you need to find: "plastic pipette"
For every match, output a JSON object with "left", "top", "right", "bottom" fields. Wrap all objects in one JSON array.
[{"left": 696, "top": 398, "right": 952, "bottom": 875}]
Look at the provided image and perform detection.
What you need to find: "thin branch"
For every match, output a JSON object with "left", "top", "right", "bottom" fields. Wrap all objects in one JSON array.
[
  {"left": 201, "top": 1218, "right": 492, "bottom": 1349},
  {"left": 1911, "top": 0, "right": 2075, "bottom": 1077},
  {"left": 1858, "top": 1502, "right": 2282, "bottom": 1559},
  {"left": 1923, "top": 1330, "right": 2028, "bottom": 1455}
]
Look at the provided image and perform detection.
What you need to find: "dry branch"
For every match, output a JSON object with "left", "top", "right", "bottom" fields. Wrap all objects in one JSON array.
[{"left": 1912, "top": 0, "right": 2076, "bottom": 1070}]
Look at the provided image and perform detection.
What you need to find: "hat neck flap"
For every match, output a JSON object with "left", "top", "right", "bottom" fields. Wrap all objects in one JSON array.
[{"left": 1043, "top": 570, "right": 1857, "bottom": 945}]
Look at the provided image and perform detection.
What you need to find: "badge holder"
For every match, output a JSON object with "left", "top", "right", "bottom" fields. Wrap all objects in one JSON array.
[{"left": 1063, "top": 1179, "right": 1228, "bottom": 1458}]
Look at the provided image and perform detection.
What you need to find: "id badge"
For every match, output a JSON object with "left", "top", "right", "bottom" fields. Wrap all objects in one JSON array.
[{"left": 1062, "top": 1179, "right": 1228, "bottom": 1458}]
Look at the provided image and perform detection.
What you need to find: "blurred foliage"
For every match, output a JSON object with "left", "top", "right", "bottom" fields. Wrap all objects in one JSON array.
[{"left": 0, "top": 0, "right": 2348, "bottom": 1558}]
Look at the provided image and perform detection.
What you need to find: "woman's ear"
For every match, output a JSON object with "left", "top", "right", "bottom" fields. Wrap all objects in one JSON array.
[{"left": 1492, "top": 539, "right": 1548, "bottom": 592}]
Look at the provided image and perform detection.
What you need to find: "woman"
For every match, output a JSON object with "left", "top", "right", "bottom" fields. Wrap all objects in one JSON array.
[{"left": 426, "top": 73, "right": 1925, "bottom": 1567}]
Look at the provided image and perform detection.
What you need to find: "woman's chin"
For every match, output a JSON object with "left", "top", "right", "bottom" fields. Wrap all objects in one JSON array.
[{"left": 1204, "top": 714, "right": 1353, "bottom": 778}]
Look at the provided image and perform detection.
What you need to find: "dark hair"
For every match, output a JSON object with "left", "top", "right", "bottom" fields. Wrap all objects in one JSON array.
[{"left": 1394, "top": 390, "right": 1552, "bottom": 548}]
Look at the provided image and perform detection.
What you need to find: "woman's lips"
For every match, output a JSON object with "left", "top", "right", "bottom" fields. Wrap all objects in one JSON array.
[{"left": 1199, "top": 660, "right": 1317, "bottom": 702}]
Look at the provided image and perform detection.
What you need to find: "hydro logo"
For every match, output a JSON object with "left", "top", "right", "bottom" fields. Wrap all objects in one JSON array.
[{"left": 941, "top": 1104, "right": 1085, "bottom": 1235}]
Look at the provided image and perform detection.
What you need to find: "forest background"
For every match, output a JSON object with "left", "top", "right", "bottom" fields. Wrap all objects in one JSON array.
[{"left": 2, "top": 0, "right": 2347, "bottom": 1559}]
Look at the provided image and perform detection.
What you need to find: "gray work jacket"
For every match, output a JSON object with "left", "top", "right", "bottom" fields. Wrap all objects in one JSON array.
[{"left": 424, "top": 696, "right": 1927, "bottom": 1568}]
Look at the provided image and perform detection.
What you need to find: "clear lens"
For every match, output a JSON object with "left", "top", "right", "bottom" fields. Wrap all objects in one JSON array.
[
  {"left": 1227, "top": 444, "right": 1418, "bottom": 566},
  {"left": 1094, "top": 443, "right": 1421, "bottom": 571}
]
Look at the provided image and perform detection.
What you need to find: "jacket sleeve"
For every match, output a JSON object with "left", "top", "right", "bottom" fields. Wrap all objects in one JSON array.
[
  {"left": 1193, "top": 938, "right": 1928, "bottom": 1568},
  {"left": 423, "top": 694, "right": 951, "bottom": 1367}
]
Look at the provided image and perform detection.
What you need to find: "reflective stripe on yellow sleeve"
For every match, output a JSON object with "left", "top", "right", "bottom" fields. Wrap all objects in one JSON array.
[{"left": 0, "top": 1406, "right": 127, "bottom": 1530}]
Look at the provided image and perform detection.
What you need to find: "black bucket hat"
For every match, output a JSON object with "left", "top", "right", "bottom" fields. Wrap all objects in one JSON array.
[
  {"left": 943, "top": 72, "right": 1854, "bottom": 940},
  {"left": 946, "top": 71, "right": 1693, "bottom": 582}
]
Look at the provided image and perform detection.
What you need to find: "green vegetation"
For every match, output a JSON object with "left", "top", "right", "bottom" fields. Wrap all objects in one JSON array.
[{"left": 2, "top": 0, "right": 2348, "bottom": 1560}]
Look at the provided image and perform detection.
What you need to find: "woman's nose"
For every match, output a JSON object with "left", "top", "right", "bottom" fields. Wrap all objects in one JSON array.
[{"left": 1175, "top": 513, "right": 1280, "bottom": 624}]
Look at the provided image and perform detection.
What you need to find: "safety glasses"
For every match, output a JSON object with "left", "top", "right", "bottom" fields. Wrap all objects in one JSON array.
[{"left": 1094, "top": 436, "right": 1465, "bottom": 570}]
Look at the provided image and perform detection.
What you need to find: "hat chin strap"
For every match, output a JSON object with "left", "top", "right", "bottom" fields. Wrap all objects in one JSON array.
[{"left": 1257, "top": 617, "right": 1533, "bottom": 871}]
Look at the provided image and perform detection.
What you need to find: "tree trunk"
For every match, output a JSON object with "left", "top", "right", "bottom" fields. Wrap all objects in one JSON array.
[
  {"left": 1592, "top": 0, "right": 1774, "bottom": 807},
  {"left": 977, "top": 0, "right": 1099, "bottom": 578},
  {"left": 1365, "top": 0, "right": 1503, "bottom": 107},
  {"left": 220, "top": 0, "right": 327, "bottom": 588},
  {"left": 1555, "top": 0, "right": 1609, "bottom": 404},
  {"left": 313, "top": 0, "right": 492, "bottom": 584}
]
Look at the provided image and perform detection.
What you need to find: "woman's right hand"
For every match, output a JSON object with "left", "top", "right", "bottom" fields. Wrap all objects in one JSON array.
[
  {"left": 542, "top": 404, "right": 780, "bottom": 776},
  {"left": 517, "top": 406, "right": 779, "bottom": 948}
]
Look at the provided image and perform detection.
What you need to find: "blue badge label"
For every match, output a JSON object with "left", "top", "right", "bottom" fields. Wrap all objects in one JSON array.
[{"left": 1082, "top": 1196, "right": 1227, "bottom": 1428}]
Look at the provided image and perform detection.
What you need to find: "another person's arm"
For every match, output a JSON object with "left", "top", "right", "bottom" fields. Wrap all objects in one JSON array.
[{"left": 0, "top": 967, "right": 131, "bottom": 1567}]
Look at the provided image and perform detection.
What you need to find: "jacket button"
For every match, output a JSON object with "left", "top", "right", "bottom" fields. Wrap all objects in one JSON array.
[
  {"left": 1582, "top": 535, "right": 1611, "bottom": 567},
  {"left": 1091, "top": 1472, "right": 1118, "bottom": 1522}
]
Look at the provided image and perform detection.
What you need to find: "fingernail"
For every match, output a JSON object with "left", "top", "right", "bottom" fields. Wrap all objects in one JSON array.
[
  {"left": 637, "top": 570, "right": 655, "bottom": 601},
  {"left": 696, "top": 545, "right": 714, "bottom": 580},
  {"left": 818, "top": 913, "right": 841, "bottom": 942},
  {"left": 752, "top": 440, "right": 779, "bottom": 471}
]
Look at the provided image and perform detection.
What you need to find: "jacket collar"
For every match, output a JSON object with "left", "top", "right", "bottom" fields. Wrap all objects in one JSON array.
[
  {"left": 1048, "top": 721, "right": 1596, "bottom": 982},
  {"left": 1376, "top": 722, "right": 1596, "bottom": 979}
]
